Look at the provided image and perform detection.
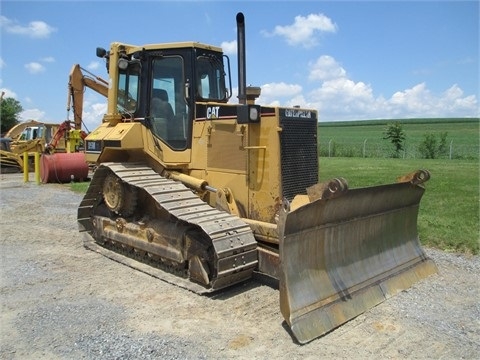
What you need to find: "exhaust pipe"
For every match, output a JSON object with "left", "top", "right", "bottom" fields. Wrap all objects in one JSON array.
[{"left": 236, "top": 12, "right": 247, "bottom": 105}]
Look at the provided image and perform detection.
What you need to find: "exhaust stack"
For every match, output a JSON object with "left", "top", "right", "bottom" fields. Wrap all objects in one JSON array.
[{"left": 236, "top": 12, "right": 247, "bottom": 105}]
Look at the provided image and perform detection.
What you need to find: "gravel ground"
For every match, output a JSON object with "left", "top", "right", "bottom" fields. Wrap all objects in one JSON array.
[{"left": 0, "top": 172, "right": 479, "bottom": 359}]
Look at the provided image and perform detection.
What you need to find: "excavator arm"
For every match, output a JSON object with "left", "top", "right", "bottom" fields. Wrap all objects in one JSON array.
[{"left": 67, "top": 64, "right": 109, "bottom": 131}]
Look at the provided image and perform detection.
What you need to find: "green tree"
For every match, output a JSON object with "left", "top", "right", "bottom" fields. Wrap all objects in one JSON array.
[
  {"left": 0, "top": 97, "right": 23, "bottom": 135},
  {"left": 383, "top": 122, "right": 406, "bottom": 158}
]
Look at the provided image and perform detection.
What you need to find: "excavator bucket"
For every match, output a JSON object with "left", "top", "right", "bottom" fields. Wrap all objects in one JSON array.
[{"left": 278, "top": 170, "right": 437, "bottom": 344}]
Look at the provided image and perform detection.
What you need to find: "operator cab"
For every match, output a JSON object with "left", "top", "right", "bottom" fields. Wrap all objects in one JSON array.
[
  {"left": 19, "top": 126, "right": 43, "bottom": 141},
  {"left": 97, "top": 43, "right": 232, "bottom": 151}
]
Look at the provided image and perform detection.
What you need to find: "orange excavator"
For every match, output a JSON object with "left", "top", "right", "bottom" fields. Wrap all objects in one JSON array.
[{"left": 44, "top": 120, "right": 88, "bottom": 154}]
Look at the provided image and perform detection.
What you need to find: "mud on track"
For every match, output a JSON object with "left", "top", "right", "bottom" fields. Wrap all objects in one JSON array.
[{"left": 1, "top": 173, "right": 479, "bottom": 359}]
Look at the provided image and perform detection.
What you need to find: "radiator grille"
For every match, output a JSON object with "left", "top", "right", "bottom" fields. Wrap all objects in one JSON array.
[{"left": 280, "top": 115, "right": 318, "bottom": 201}]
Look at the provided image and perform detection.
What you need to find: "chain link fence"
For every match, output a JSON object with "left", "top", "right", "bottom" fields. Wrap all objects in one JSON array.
[{"left": 319, "top": 139, "right": 479, "bottom": 160}]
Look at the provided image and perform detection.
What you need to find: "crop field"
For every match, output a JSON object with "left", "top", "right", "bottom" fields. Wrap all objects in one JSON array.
[
  {"left": 317, "top": 118, "right": 479, "bottom": 255},
  {"left": 318, "top": 118, "right": 479, "bottom": 159}
]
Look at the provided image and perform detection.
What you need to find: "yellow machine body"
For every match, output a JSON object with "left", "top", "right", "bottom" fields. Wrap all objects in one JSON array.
[
  {"left": 0, "top": 138, "right": 23, "bottom": 173},
  {"left": 77, "top": 13, "right": 437, "bottom": 344}
]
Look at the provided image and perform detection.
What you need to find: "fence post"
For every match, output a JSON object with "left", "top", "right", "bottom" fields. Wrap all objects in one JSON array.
[
  {"left": 34, "top": 152, "right": 41, "bottom": 184},
  {"left": 23, "top": 152, "right": 29, "bottom": 182},
  {"left": 328, "top": 139, "right": 332, "bottom": 157},
  {"left": 449, "top": 140, "right": 453, "bottom": 160},
  {"left": 363, "top": 139, "right": 367, "bottom": 157}
]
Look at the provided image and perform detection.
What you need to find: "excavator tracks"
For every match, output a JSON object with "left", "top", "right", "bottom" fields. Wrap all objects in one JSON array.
[{"left": 78, "top": 162, "right": 258, "bottom": 294}]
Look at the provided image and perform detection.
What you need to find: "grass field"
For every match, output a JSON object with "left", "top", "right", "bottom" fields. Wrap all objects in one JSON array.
[{"left": 318, "top": 118, "right": 479, "bottom": 159}]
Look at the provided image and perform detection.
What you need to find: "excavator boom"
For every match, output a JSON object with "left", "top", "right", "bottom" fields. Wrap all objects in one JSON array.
[{"left": 67, "top": 64, "right": 109, "bottom": 131}]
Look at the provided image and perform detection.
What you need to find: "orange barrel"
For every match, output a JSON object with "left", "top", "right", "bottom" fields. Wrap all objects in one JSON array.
[{"left": 40, "top": 153, "right": 89, "bottom": 183}]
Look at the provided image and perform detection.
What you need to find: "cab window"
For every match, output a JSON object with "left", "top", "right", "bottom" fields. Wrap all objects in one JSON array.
[
  {"left": 196, "top": 55, "right": 227, "bottom": 101},
  {"left": 117, "top": 64, "right": 140, "bottom": 115},
  {"left": 150, "top": 56, "right": 189, "bottom": 150}
]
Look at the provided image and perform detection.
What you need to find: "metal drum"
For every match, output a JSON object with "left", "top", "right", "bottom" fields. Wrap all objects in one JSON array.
[{"left": 40, "top": 153, "right": 89, "bottom": 183}]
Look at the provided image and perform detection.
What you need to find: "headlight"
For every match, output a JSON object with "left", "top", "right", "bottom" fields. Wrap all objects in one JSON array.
[
  {"left": 118, "top": 58, "right": 129, "bottom": 70},
  {"left": 237, "top": 104, "right": 261, "bottom": 124},
  {"left": 249, "top": 106, "right": 259, "bottom": 122}
]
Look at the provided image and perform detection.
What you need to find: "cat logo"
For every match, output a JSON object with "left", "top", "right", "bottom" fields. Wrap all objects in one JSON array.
[{"left": 206, "top": 106, "right": 220, "bottom": 119}]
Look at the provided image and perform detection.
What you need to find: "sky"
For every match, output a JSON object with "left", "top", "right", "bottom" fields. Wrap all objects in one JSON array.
[{"left": 1, "top": 0, "right": 478, "bottom": 131}]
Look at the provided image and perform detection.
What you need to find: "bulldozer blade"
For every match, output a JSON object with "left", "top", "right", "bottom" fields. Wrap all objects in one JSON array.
[{"left": 278, "top": 177, "right": 437, "bottom": 344}]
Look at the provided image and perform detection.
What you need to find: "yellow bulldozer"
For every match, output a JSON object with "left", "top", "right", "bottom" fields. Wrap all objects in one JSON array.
[
  {"left": 78, "top": 13, "right": 437, "bottom": 344},
  {"left": 4, "top": 120, "right": 66, "bottom": 167},
  {"left": 0, "top": 137, "right": 23, "bottom": 173}
]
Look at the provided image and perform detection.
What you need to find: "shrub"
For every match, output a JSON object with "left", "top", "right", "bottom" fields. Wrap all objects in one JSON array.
[{"left": 418, "top": 132, "right": 449, "bottom": 159}]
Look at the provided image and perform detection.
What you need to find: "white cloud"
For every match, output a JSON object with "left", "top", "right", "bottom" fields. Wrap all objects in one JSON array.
[
  {"left": 25, "top": 62, "right": 45, "bottom": 74},
  {"left": 261, "top": 82, "right": 302, "bottom": 97},
  {"left": 22, "top": 57, "right": 55, "bottom": 75},
  {"left": 220, "top": 40, "right": 237, "bottom": 55},
  {"left": 256, "top": 54, "right": 479, "bottom": 120},
  {"left": 0, "top": 87, "right": 17, "bottom": 99},
  {"left": 19, "top": 108, "right": 46, "bottom": 121},
  {"left": 386, "top": 83, "right": 478, "bottom": 118},
  {"left": 68, "top": 96, "right": 107, "bottom": 131},
  {"left": 81, "top": 102, "right": 107, "bottom": 131},
  {"left": 0, "top": 57, "right": 5, "bottom": 69},
  {"left": 256, "top": 82, "right": 303, "bottom": 108},
  {"left": 87, "top": 61, "right": 101, "bottom": 71},
  {"left": 309, "top": 55, "right": 347, "bottom": 81},
  {"left": 41, "top": 56, "right": 55, "bottom": 63},
  {"left": 0, "top": 15, "right": 57, "bottom": 39},
  {"left": 264, "top": 13, "right": 337, "bottom": 48},
  {"left": 390, "top": 83, "right": 431, "bottom": 112}
]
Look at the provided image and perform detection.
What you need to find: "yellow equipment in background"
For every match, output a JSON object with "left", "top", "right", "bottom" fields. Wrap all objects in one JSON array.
[
  {"left": 4, "top": 120, "right": 65, "bottom": 169},
  {"left": 77, "top": 12, "right": 437, "bottom": 344},
  {"left": 0, "top": 137, "right": 23, "bottom": 173}
]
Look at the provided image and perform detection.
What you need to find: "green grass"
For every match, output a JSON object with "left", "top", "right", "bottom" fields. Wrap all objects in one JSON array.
[
  {"left": 319, "top": 157, "right": 479, "bottom": 255},
  {"left": 70, "top": 181, "right": 90, "bottom": 193}
]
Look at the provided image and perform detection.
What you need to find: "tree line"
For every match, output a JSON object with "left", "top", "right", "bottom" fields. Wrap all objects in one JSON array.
[{"left": 0, "top": 95, "right": 23, "bottom": 135}]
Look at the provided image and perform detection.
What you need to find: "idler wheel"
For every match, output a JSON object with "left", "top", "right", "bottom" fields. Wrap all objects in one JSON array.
[{"left": 103, "top": 172, "right": 138, "bottom": 216}]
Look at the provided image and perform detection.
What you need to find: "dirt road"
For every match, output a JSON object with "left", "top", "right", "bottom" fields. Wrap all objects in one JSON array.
[{"left": 1, "top": 173, "right": 479, "bottom": 359}]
